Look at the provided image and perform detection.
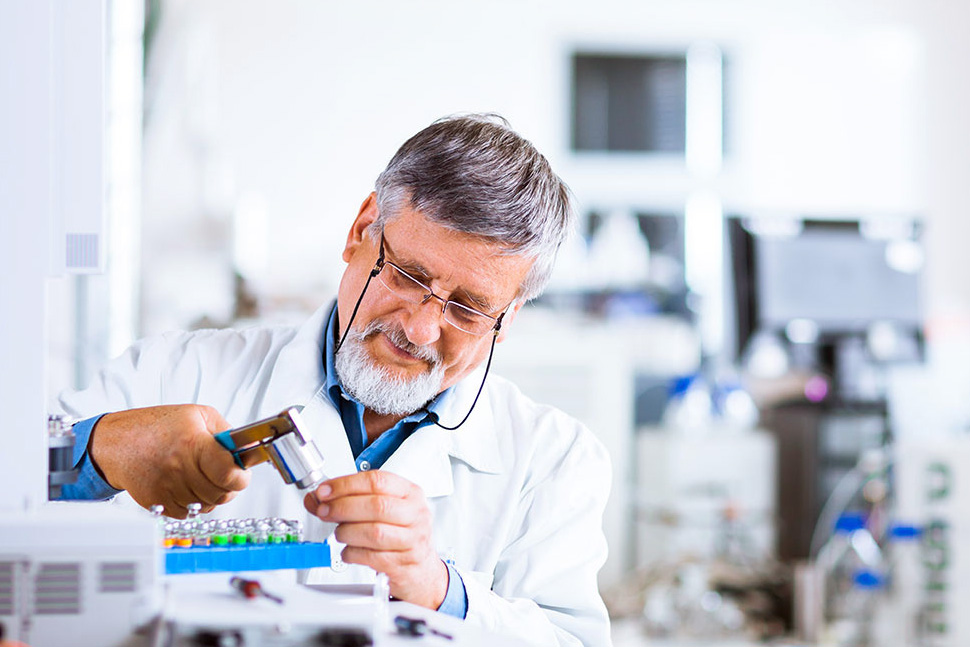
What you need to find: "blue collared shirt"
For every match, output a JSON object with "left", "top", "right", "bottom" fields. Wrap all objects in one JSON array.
[{"left": 59, "top": 305, "right": 468, "bottom": 618}]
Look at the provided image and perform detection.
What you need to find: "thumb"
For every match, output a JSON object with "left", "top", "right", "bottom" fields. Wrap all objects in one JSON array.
[{"left": 197, "top": 404, "right": 232, "bottom": 434}]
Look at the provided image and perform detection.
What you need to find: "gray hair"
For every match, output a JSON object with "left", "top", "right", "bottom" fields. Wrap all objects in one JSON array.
[{"left": 372, "top": 113, "right": 574, "bottom": 301}]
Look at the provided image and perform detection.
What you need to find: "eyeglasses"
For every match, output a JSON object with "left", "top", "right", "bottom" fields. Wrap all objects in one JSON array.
[
  {"left": 373, "top": 232, "right": 506, "bottom": 336},
  {"left": 334, "top": 226, "right": 507, "bottom": 431}
]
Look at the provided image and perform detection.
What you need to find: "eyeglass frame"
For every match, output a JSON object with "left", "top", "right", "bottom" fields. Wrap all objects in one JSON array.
[{"left": 369, "top": 230, "right": 509, "bottom": 337}]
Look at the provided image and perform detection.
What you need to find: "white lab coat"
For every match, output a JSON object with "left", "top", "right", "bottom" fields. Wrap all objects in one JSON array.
[{"left": 57, "top": 303, "right": 613, "bottom": 647}]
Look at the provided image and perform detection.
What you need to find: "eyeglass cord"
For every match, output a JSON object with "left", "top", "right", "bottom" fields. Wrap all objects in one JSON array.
[{"left": 333, "top": 242, "right": 500, "bottom": 432}]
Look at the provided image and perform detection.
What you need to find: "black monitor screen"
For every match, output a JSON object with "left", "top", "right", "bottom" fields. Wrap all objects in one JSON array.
[{"left": 755, "top": 225, "right": 921, "bottom": 332}]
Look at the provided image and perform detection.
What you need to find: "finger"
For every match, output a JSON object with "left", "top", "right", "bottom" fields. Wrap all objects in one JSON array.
[
  {"left": 334, "top": 521, "right": 413, "bottom": 551},
  {"left": 197, "top": 435, "right": 252, "bottom": 492},
  {"left": 313, "top": 470, "right": 417, "bottom": 502},
  {"left": 341, "top": 545, "right": 404, "bottom": 573},
  {"left": 161, "top": 489, "right": 192, "bottom": 519},
  {"left": 319, "top": 494, "right": 422, "bottom": 525},
  {"left": 304, "top": 491, "right": 321, "bottom": 515},
  {"left": 184, "top": 473, "right": 237, "bottom": 509},
  {"left": 169, "top": 486, "right": 236, "bottom": 515}
]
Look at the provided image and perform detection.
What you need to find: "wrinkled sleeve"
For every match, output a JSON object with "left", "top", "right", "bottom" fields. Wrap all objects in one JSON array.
[
  {"left": 54, "top": 335, "right": 166, "bottom": 419},
  {"left": 461, "top": 427, "right": 613, "bottom": 647}
]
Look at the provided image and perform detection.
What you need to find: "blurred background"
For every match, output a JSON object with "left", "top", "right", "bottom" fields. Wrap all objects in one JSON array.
[{"left": 46, "top": 0, "right": 970, "bottom": 644}]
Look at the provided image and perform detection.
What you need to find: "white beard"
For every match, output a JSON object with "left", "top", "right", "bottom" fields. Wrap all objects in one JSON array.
[{"left": 335, "top": 319, "right": 445, "bottom": 416}]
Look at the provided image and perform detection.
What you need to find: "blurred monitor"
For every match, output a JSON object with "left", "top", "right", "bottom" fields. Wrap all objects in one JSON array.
[{"left": 728, "top": 217, "right": 923, "bottom": 360}]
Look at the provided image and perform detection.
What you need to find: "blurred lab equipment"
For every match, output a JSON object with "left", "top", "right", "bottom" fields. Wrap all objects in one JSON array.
[
  {"left": 729, "top": 216, "right": 924, "bottom": 564},
  {"left": 46, "top": 414, "right": 80, "bottom": 499},
  {"left": 394, "top": 615, "right": 454, "bottom": 641},
  {"left": 814, "top": 512, "right": 885, "bottom": 646},
  {"left": 892, "top": 435, "right": 970, "bottom": 647},
  {"left": 792, "top": 436, "right": 966, "bottom": 647},
  {"left": 877, "top": 522, "right": 925, "bottom": 647},
  {"left": 599, "top": 368, "right": 787, "bottom": 642},
  {"left": 638, "top": 370, "right": 772, "bottom": 565},
  {"left": 0, "top": 2, "right": 159, "bottom": 644},
  {"left": 635, "top": 423, "right": 776, "bottom": 570}
]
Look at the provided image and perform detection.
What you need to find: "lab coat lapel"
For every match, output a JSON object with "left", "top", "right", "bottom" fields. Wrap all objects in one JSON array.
[
  {"left": 381, "top": 365, "right": 504, "bottom": 499},
  {"left": 381, "top": 425, "right": 455, "bottom": 498},
  {"left": 259, "top": 302, "right": 333, "bottom": 417},
  {"left": 299, "top": 387, "right": 357, "bottom": 478},
  {"left": 266, "top": 386, "right": 350, "bottom": 535},
  {"left": 436, "top": 365, "right": 503, "bottom": 476},
  {"left": 297, "top": 389, "right": 352, "bottom": 544},
  {"left": 256, "top": 300, "right": 357, "bottom": 477},
  {"left": 255, "top": 300, "right": 356, "bottom": 535}
]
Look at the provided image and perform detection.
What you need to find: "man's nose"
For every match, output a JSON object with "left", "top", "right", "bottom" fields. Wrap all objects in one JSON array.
[{"left": 403, "top": 297, "right": 444, "bottom": 347}]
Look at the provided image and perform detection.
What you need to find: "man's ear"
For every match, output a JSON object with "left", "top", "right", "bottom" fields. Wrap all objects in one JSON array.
[
  {"left": 496, "top": 300, "right": 526, "bottom": 343},
  {"left": 343, "top": 192, "right": 380, "bottom": 263}
]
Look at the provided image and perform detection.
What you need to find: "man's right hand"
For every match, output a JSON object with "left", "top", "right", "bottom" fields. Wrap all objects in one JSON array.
[{"left": 89, "top": 404, "right": 251, "bottom": 518}]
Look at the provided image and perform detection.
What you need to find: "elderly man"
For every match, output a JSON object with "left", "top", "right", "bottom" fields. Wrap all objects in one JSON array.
[{"left": 57, "top": 114, "right": 612, "bottom": 646}]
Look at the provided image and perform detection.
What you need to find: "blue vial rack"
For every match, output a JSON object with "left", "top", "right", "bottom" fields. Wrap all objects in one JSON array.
[{"left": 165, "top": 541, "right": 332, "bottom": 575}]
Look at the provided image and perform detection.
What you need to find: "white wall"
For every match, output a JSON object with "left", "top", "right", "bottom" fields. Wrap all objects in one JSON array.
[{"left": 141, "top": 0, "right": 970, "bottom": 329}]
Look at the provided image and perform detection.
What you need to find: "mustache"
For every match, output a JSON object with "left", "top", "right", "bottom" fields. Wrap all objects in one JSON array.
[{"left": 360, "top": 319, "right": 441, "bottom": 364}]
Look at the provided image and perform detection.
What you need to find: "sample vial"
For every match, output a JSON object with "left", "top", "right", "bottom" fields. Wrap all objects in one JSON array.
[
  {"left": 163, "top": 520, "right": 177, "bottom": 549},
  {"left": 186, "top": 503, "right": 210, "bottom": 547},
  {"left": 211, "top": 520, "right": 230, "bottom": 546},
  {"left": 286, "top": 519, "right": 303, "bottom": 543}
]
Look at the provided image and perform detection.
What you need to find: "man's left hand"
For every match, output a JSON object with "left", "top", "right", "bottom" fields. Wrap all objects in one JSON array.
[{"left": 303, "top": 471, "right": 448, "bottom": 610}]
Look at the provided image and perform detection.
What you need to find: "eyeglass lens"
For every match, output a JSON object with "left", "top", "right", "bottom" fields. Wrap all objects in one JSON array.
[{"left": 377, "top": 263, "right": 494, "bottom": 335}]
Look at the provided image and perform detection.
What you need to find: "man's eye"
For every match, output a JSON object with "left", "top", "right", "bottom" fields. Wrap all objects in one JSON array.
[
  {"left": 450, "top": 306, "right": 480, "bottom": 323},
  {"left": 393, "top": 267, "right": 423, "bottom": 287}
]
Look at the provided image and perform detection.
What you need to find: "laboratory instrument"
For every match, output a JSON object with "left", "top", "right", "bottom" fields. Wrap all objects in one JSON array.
[
  {"left": 47, "top": 414, "right": 79, "bottom": 499},
  {"left": 394, "top": 615, "right": 454, "bottom": 640},
  {"left": 215, "top": 407, "right": 328, "bottom": 490},
  {"left": 230, "top": 576, "right": 284, "bottom": 604},
  {"left": 893, "top": 436, "right": 970, "bottom": 646}
]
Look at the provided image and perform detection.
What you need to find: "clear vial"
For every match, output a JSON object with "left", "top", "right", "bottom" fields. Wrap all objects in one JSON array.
[
  {"left": 186, "top": 503, "right": 208, "bottom": 546},
  {"left": 269, "top": 519, "right": 287, "bottom": 544},
  {"left": 253, "top": 520, "right": 270, "bottom": 544},
  {"left": 163, "top": 520, "right": 177, "bottom": 548},
  {"left": 175, "top": 520, "right": 193, "bottom": 548},
  {"left": 231, "top": 520, "right": 248, "bottom": 545}
]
